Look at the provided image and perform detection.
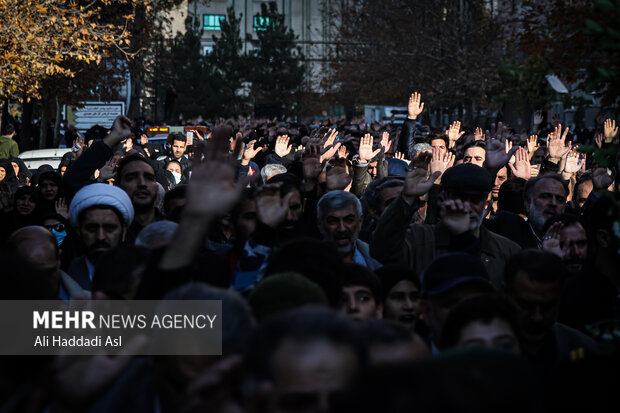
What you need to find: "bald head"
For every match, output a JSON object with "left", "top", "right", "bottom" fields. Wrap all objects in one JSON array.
[
  {"left": 7, "top": 226, "right": 61, "bottom": 299},
  {"left": 8, "top": 226, "right": 58, "bottom": 259}
]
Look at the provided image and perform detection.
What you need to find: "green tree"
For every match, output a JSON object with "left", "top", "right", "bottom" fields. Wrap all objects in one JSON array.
[
  {"left": 161, "top": 17, "right": 220, "bottom": 119},
  {"left": 330, "top": 0, "right": 502, "bottom": 121},
  {"left": 246, "top": 2, "right": 304, "bottom": 108},
  {"left": 508, "top": 0, "right": 620, "bottom": 109},
  {"left": 584, "top": 0, "right": 620, "bottom": 107},
  {"left": 209, "top": 7, "right": 247, "bottom": 116}
]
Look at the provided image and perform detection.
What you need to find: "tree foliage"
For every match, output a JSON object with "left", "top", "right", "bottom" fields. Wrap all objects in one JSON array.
[
  {"left": 329, "top": 0, "right": 502, "bottom": 111},
  {"left": 209, "top": 6, "right": 248, "bottom": 116},
  {"left": 509, "top": 0, "right": 619, "bottom": 108},
  {"left": 584, "top": 0, "right": 620, "bottom": 106},
  {"left": 165, "top": 18, "right": 219, "bottom": 118},
  {"left": 0, "top": 0, "right": 142, "bottom": 99},
  {"left": 246, "top": 2, "right": 305, "bottom": 104}
]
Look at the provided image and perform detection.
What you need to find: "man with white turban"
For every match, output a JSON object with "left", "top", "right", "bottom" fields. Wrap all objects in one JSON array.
[{"left": 66, "top": 183, "right": 134, "bottom": 291}]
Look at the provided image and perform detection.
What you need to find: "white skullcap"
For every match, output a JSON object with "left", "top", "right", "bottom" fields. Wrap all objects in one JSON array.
[{"left": 69, "top": 183, "right": 134, "bottom": 227}]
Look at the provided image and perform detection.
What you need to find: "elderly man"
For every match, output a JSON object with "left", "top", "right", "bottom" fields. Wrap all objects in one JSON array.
[
  {"left": 66, "top": 183, "right": 134, "bottom": 291},
  {"left": 485, "top": 174, "right": 568, "bottom": 249},
  {"left": 7, "top": 226, "right": 89, "bottom": 300},
  {"left": 317, "top": 190, "right": 381, "bottom": 270},
  {"left": 371, "top": 160, "right": 520, "bottom": 289}
]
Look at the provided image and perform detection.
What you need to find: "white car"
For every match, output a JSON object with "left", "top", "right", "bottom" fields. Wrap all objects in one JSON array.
[{"left": 19, "top": 148, "right": 72, "bottom": 172}]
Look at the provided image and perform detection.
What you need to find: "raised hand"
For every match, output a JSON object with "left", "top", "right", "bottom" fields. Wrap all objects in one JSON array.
[
  {"left": 394, "top": 151, "right": 406, "bottom": 160},
  {"left": 439, "top": 199, "right": 472, "bottom": 235},
  {"left": 594, "top": 133, "right": 604, "bottom": 148},
  {"left": 444, "top": 150, "right": 456, "bottom": 169},
  {"left": 547, "top": 124, "right": 571, "bottom": 161},
  {"left": 242, "top": 140, "right": 263, "bottom": 163},
  {"left": 110, "top": 116, "right": 132, "bottom": 139},
  {"left": 275, "top": 135, "right": 292, "bottom": 158},
  {"left": 402, "top": 152, "right": 441, "bottom": 205},
  {"left": 255, "top": 183, "right": 294, "bottom": 228},
  {"left": 98, "top": 158, "right": 117, "bottom": 182},
  {"left": 104, "top": 115, "right": 133, "bottom": 148},
  {"left": 320, "top": 141, "right": 341, "bottom": 162},
  {"left": 429, "top": 146, "right": 454, "bottom": 177},
  {"left": 527, "top": 134, "right": 540, "bottom": 159},
  {"left": 55, "top": 197, "right": 69, "bottom": 219},
  {"left": 532, "top": 110, "right": 543, "bottom": 127},
  {"left": 358, "top": 133, "right": 381, "bottom": 162},
  {"left": 318, "top": 128, "right": 341, "bottom": 162},
  {"left": 185, "top": 133, "right": 250, "bottom": 220},
  {"left": 302, "top": 143, "right": 323, "bottom": 181},
  {"left": 322, "top": 128, "right": 338, "bottom": 149},
  {"left": 337, "top": 145, "right": 348, "bottom": 159},
  {"left": 71, "top": 136, "right": 85, "bottom": 159},
  {"left": 474, "top": 127, "right": 485, "bottom": 141},
  {"left": 191, "top": 130, "right": 205, "bottom": 142},
  {"left": 563, "top": 147, "right": 581, "bottom": 175},
  {"left": 485, "top": 139, "right": 519, "bottom": 170},
  {"left": 408, "top": 92, "right": 425, "bottom": 119},
  {"left": 542, "top": 221, "right": 563, "bottom": 258},
  {"left": 508, "top": 147, "right": 531, "bottom": 180},
  {"left": 326, "top": 161, "right": 352, "bottom": 191},
  {"left": 447, "top": 121, "right": 465, "bottom": 144},
  {"left": 380, "top": 131, "right": 392, "bottom": 153},
  {"left": 604, "top": 119, "right": 618, "bottom": 142}
]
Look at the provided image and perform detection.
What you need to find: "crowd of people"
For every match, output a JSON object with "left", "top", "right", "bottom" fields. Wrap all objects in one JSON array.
[{"left": 0, "top": 91, "right": 619, "bottom": 412}]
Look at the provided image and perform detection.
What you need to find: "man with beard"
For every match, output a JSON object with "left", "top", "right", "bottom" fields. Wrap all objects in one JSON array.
[
  {"left": 489, "top": 166, "right": 508, "bottom": 213},
  {"left": 542, "top": 214, "right": 588, "bottom": 276},
  {"left": 524, "top": 175, "right": 568, "bottom": 248},
  {"left": 263, "top": 172, "right": 304, "bottom": 238},
  {"left": 66, "top": 184, "right": 134, "bottom": 291},
  {"left": 372, "top": 160, "right": 520, "bottom": 289},
  {"left": 317, "top": 190, "right": 380, "bottom": 269},
  {"left": 231, "top": 178, "right": 305, "bottom": 292},
  {"left": 559, "top": 195, "right": 620, "bottom": 337},
  {"left": 115, "top": 154, "right": 162, "bottom": 243},
  {"left": 61, "top": 115, "right": 163, "bottom": 243},
  {"left": 156, "top": 132, "right": 191, "bottom": 176},
  {"left": 504, "top": 249, "right": 597, "bottom": 367},
  {"left": 485, "top": 174, "right": 568, "bottom": 249}
]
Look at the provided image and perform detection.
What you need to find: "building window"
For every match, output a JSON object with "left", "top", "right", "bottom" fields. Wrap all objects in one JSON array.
[
  {"left": 203, "top": 14, "right": 225, "bottom": 30},
  {"left": 253, "top": 16, "right": 271, "bottom": 31}
]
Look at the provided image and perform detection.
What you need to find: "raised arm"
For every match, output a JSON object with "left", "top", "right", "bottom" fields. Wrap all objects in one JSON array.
[
  {"left": 370, "top": 154, "right": 440, "bottom": 265},
  {"left": 160, "top": 133, "right": 250, "bottom": 272},
  {"left": 62, "top": 116, "right": 132, "bottom": 200}
]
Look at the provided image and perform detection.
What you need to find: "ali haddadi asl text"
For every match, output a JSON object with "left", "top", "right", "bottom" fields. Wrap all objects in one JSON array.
[{"left": 34, "top": 335, "right": 121, "bottom": 347}]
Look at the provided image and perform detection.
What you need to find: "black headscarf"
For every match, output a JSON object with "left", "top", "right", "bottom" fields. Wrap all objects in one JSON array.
[
  {"left": 37, "top": 171, "right": 64, "bottom": 215},
  {"left": 9, "top": 157, "right": 31, "bottom": 185},
  {"left": 0, "top": 159, "right": 19, "bottom": 196}
]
